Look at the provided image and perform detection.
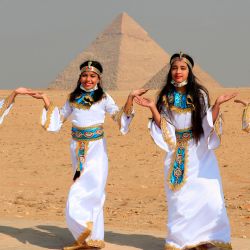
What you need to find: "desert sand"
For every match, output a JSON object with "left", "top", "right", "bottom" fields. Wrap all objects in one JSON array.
[{"left": 0, "top": 88, "right": 249, "bottom": 249}]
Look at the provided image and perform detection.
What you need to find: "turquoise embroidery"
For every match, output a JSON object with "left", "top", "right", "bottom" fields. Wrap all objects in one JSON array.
[
  {"left": 71, "top": 91, "right": 95, "bottom": 109},
  {"left": 173, "top": 91, "right": 188, "bottom": 108},
  {"left": 72, "top": 126, "right": 104, "bottom": 141},
  {"left": 76, "top": 92, "right": 95, "bottom": 105},
  {"left": 72, "top": 125, "right": 104, "bottom": 176},
  {"left": 167, "top": 90, "right": 193, "bottom": 110},
  {"left": 169, "top": 129, "right": 193, "bottom": 190}
]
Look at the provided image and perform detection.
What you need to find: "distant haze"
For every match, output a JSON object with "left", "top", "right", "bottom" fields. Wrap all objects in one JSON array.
[{"left": 0, "top": 0, "right": 249, "bottom": 89}]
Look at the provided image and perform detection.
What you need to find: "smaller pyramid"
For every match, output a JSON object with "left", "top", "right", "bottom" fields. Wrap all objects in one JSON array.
[{"left": 143, "top": 63, "right": 221, "bottom": 90}]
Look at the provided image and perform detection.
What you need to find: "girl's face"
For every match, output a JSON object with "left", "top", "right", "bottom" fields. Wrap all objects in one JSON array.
[
  {"left": 80, "top": 71, "right": 100, "bottom": 90},
  {"left": 171, "top": 59, "right": 189, "bottom": 83}
]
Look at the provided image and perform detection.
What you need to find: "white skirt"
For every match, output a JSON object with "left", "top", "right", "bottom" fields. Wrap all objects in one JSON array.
[
  {"left": 149, "top": 114, "right": 232, "bottom": 250},
  {"left": 164, "top": 138, "right": 231, "bottom": 249},
  {"left": 66, "top": 137, "right": 108, "bottom": 248}
]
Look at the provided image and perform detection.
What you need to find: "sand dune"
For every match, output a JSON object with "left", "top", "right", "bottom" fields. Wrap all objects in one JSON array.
[{"left": 0, "top": 88, "right": 249, "bottom": 249}]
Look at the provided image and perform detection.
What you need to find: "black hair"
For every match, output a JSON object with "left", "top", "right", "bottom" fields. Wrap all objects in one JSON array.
[
  {"left": 156, "top": 53, "right": 210, "bottom": 143},
  {"left": 69, "top": 60, "right": 105, "bottom": 103}
]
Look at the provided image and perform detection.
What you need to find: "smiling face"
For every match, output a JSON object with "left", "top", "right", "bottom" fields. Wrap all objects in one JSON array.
[
  {"left": 80, "top": 71, "right": 100, "bottom": 90},
  {"left": 171, "top": 59, "right": 189, "bottom": 84}
]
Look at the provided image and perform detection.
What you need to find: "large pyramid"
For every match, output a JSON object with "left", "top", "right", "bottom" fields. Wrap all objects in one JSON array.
[
  {"left": 143, "top": 63, "right": 221, "bottom": 90},
  {"left": 49, "top": 12, "right": 170, "bottom": 90}
]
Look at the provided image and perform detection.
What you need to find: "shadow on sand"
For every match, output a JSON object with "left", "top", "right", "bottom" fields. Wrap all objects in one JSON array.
[{"left": 0, "top": 224, "right": 165, "bottom": 250}]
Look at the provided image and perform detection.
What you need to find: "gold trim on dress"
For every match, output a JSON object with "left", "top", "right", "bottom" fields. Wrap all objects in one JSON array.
[
  {"left": 161, "top": 115, "right": 175, "bottom": 149},
  {"left": 43, "top": 103, "right": 55, "bottom": 130},
  {"left": 124, "top": 105, "right": 134, "bottom": 117},
  {"left": 69, "top": 93, "right": 106, "bottom": 110},
  {"left": 242, "top": 103, "right": 250, "bottom": 133},
  {"left": 111, "top": 107, "right": 124, "bottom": 130},
  {"left": 85, "top": 239, "right": 105, "bottom": 248},
  {"left": 174, "top": 127, "right": 192, "bottom": 132},
  {"left": 70, "top": 102, "right": 92, "bottom": 110},
  {"left": 170, "top": 105, "right": 193, "bottom": 114},
  {"left": 186, "top": 94, "right": 195, "bottom": 110},
  {"left": 209, "top": 112, "right": 223, "bottom": 143},
  {"left": 63, "top": 221, "right": 93, "bottom": 250},
  {"left": 165, "top": 240, "right": 232, "bottom": 250}
]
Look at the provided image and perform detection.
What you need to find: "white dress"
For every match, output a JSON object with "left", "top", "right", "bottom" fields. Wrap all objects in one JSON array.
[
  {"left": 41, "top": 92, "right": 134, "bottom": 248},
  {"left": 148, "top": 91, "right": 232, "bottom": 250},
  {"left": 0, "top": 97, "right": 13, "bottom": 125}
]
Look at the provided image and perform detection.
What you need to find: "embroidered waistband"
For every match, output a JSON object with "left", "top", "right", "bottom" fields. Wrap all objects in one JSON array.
[
  {"left": 71, "top": 124, "right": 104, "bottom": 141},
  {"left": 175, "top": 128, "right": 193, "bottom": 142}
]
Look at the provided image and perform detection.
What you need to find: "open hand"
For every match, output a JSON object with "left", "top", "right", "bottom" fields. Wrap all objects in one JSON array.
[
  {"left": 215, "top": 92, "right": 238, "bottom": 106},
  {"left": 14, "top": 87, "right": 35, "bottom": 95},
  {"left": 134, "top": 96, "right": 155, "bottom": 108},
  {"left": 130, "top": 88, "right": 149, "bottom": 98},
  {"left": 29, "top": 92, "right": 45, "bottom": 99}
]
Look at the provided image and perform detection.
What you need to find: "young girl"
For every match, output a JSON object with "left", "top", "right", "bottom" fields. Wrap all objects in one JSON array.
[
  {"left": 31, "top": 60, "right": 146, "bottom": 250},
  {"left": 0, "top": 87, "right": 34, "bottom": 124},
  {"left": 135, "top": 53, "right": 236, "bottom": 250},
  {"left": 234, "top": 99, "right": 250, "bottom": 133}
]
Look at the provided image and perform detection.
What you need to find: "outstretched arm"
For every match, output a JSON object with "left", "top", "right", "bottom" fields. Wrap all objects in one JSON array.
[
  {"left": 123, "top": 89, "right": 149, "bottom": 116},
  {"left": 0, "top": 87, "right": 35, "bottom": 125},
  {"left": 29, "top": 91, "right": 51, "bottom": 109},
  {"left": 5, "top": 87, "right": 35, "bottom": 108},
  {"left": 29, "top": 91, "right": 72, "bottom": 132},
  {"left": 234, "top": 99, "right": 249, "bottom": 106},
  {"left": 212, "top": 92, "right": 237, "bottom": 123}
]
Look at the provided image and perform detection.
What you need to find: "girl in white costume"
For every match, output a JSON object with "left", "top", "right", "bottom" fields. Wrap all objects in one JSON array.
[
  {"left": 135, "top": 53, "right": 236, "bottom": 250},
  {"left": 0, "top": 87, "right": 34, "bottom": 124},
  {"left": 234, "top": 99, "right": 250, "bottom": 133},
  {"left": 31, "top": 60, "right": 146, "bottom": 250}
]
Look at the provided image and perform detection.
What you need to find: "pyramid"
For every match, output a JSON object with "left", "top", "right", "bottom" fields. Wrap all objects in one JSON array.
[
  {"left": 49, "top": 12, "right": 170, "bottom": 90},
  {"left": 143, "top": 63, "right": 221, "bottom": 90}
]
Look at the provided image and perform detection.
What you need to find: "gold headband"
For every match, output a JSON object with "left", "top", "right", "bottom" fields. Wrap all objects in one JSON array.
[
  {"left": 81, "top": 61, "right": 102, "bottom": 76},
  {"left": 170, "top": 52, "right": 193, "bottom": 69}
]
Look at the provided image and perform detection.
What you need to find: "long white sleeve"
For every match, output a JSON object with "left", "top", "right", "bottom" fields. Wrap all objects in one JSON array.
[
  {"left": 148, "top": 113, "right": 176, "bottom": 152},
  {"left": 202, "top": 107, "right": 222, "bottom": 150},
  {"left": 41, "top": 100, "right": 73, "bottom": 132},
  {"left": 105, "top": 94, "right": 134, "bottom": 135},
  {"left": 199, "top": 91, "right": 221, "bottom": 149},
  {"left": 0, "top": 97, "right": 13, "bottom": 125}
]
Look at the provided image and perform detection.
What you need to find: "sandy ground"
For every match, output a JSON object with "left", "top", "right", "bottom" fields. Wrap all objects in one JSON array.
[
  {"left": 1, "top": 219, "right": 250, "bottom": 250},
  {"left": 0, "top": 88, "right": 250, "bottom": 249}
]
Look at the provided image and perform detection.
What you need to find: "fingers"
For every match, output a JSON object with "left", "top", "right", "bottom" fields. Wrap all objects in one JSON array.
[
  {"left": 230, "top": 92, "right": 238, "bottom": 98},
  {"left": 134, "top": 96, "right": 142, "bottom": 104},
  {"left": 134, "top": 96, "right": 146, "bottom": 106},
  {"left": 227, "top": 92, "right": 238, "bottom": 101},
  {"left": 234, "top": 99, "right": 247, "bottom": 106},
  {"left": 134, "top": 98, "right": 141, "bottom": 106},
  {"left": 132, "top": 88, "right": 150, "bottom": 97},
  {"left": 141, "top": 88, "right": 149, "bottom": 93}
]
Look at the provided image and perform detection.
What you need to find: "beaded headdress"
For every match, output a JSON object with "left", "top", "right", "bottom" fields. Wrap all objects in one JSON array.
[
  {"left": 81, "top": 61, "right": 102, "bottom": 76},
  {"left": 170, "top": 52, "right": 193, "bottom": 69}
]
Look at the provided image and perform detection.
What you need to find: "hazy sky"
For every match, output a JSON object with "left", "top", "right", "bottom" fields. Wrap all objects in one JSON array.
[{"left": 0, "top": 0, "right": 249, "bottom": 89}]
